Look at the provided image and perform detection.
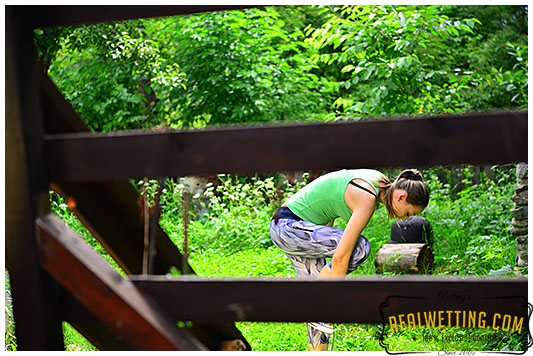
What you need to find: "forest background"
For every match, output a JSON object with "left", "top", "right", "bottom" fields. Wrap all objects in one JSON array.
[{"left": 6, "top": 5, "right": 528, "bottom": 351}]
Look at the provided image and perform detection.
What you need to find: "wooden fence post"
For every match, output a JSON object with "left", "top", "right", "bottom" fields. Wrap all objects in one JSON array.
[{"left": 5, "top": 6, "right": 64, "bottom": 350}]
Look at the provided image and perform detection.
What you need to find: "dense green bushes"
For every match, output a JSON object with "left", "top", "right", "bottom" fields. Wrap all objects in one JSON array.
[
  {"left": 37, "top": 5, "right": 527, "bottom": 130},
  {"left": 175, "top": 167, "right": 518, "bottom": 277},
  {"left": 43, "top": 165, "right": 520, "bottom": 279},
  {"left": 422, "top": 168, "right": 517, "bottom": 275},
  {"left": 124, "top": 166, "right": 520, "bottom": 279}
]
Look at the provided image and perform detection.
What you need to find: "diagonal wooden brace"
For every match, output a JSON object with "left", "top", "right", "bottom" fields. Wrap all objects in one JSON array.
[
  {"left": 35, "top": 213, "right": 207, "bottom": 351},
  {"left": 40, "top": 71, "right": 250, "bottom": 351}
]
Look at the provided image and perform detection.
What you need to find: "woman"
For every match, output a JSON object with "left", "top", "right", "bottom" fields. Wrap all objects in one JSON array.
[{"left": 270, "top": 168, "right": 429, "bottom": 351}]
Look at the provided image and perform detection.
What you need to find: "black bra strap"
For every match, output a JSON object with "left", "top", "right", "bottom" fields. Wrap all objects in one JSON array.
[{"left": 349, "top": 181, "right": 377, "bottom": 199}]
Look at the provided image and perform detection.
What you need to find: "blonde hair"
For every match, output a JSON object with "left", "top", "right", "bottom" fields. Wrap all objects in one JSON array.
[{"left": 379, "top": 169, "right": 430, "bottom": 218}]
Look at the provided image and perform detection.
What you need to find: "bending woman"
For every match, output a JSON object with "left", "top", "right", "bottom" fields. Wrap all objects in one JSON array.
[{"left": 269, "top": 168, "right": 429, "bottom": 351}]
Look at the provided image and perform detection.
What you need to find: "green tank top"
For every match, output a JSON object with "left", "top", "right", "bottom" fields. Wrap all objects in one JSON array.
[{"left": 285, "top": 169, "right": 385, "bottom": 225}]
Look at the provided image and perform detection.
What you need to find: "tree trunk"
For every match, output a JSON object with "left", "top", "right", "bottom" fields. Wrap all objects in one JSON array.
[{"left": 375, "top": 243, "right": 434, "bottom": 274}]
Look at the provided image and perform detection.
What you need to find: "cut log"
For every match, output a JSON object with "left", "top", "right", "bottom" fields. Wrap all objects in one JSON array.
[{"left": 375, "top": 243, "right": 434, "bottom": 274}]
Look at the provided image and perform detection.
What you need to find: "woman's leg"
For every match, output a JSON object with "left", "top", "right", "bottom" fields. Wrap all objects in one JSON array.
[
  {"left": 285, "top": 254, "right": 326, "bottom": 279},
  {"left": 284, "top": 254, "right": 331, "bottom": 350},
  {"left": 270, "top": 218, "right": 371, "bottom": 273},
  {"left": 270, "top": 218, "right": 370, "bottom": 350}
]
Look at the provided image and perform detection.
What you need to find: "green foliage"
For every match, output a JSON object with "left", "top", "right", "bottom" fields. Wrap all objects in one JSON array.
[
  {"left": 46, "top": 21, "right": 186, "bottom": 131},
  {"left": 464, "top": 235, "right": 514, "bottom": 275},
  {"left": 159, "top": 175, "right": 299, "bottom": 257},
  {"left": 154, "top": 168, "right": 518, "bottom": 279},
  {"left": 189, "top": 247, "right": 294, "bottom": 278},
  {"left": 306, "top": 5, "right": 479, "bottom": 117},
  {"left": 237, "top": 321, "right": 308, "bottom": 351},
  {"left": 422, "top": 168, "right": 516, "bottom": 275},
  {"left": 429, "top": 5, "right": 528, "bottom": 111},
  {"left": 442, "top": 6, "right": 527, "bottom": 73},
  {"left": 42, "top": 7, "right": 328, "bottom": 131},
  {"left": 305, "top": 5, "right": 527, "bottom": 118},
  {"left": 157, "top": 7, "right": 326, "bottom": 126},
  {"left": 33, "top": 27, "right": 71, "bottom": 69},
  {"left": 38, "top": 5, "right": 525, "bottom": 130}
]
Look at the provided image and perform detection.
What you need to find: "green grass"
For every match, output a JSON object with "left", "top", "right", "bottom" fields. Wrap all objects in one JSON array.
[
  {"left": 189, "top": 246, "right": 294, "bottom": 278},
  {"left": 237, "top": 322, "right": 309, "bottom": 351},
  {"left": 187, "top": 248, "right": 527, "bottom": 351},
  {"left": 63, "top": 323, "right": 98, "bottom": 351}
]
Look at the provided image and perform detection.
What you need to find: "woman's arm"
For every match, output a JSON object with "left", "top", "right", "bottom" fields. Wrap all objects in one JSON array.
[{"left": 319, "top": 183, "right": 376, "bottom": 278}]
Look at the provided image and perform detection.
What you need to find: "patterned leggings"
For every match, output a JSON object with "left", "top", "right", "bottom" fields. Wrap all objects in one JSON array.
[{"left": 269, "top": 214, "right": 371, "bottom": 344}]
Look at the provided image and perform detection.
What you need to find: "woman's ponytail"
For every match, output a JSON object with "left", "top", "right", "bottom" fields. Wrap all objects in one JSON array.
[{"left": 398, "top": 170, "right": 423, "bottom": 182}]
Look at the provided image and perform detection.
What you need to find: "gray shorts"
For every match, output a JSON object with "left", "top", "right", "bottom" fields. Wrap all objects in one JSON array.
[{"left": 269, "top": 211, "right": 371, "bottom": 344}]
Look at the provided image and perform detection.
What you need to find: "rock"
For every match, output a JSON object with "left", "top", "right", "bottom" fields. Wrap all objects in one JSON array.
[
  {"left": 516, "top": 250, "right": 528, "bottom": 267},
  {"left": 511, "top": 218, "right": 528, "bottom": 228},
  {"left": 511, "top": 206, "right": 528, "bottom": 220},
  {"left": 511, "top": 190, "right": 528, "bottom": 206},
  {"left": 517, "top": 236, "right": 528, "bottom": 244},
  {"left": 515, "top": 183, "right": 528, "bottom": 193},
  {"left": 512, "top": 163, "right": 528, "bottom": 268},
  {"left": 510, "top": 225, "right": 528, "bottom": 236},
  {"left": 518, "top": 178, "right": 528, "bottom": 186},
  {"left": 516, "top": 162, "right": 528, "bottom": 180}
]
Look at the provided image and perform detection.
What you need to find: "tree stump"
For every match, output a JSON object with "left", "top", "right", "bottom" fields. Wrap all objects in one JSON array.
[{"left": 375, "top": 243, "right": 434, "bottom": 274}]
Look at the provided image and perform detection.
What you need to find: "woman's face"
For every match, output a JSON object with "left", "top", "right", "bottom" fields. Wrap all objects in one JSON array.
[{"left": 392, "top": 189, "right": 424, "bottom": 220}]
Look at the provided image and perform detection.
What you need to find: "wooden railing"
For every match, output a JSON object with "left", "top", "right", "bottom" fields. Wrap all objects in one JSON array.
[{"left": 45, "top": 111, "right": 527, "bottom": 182}]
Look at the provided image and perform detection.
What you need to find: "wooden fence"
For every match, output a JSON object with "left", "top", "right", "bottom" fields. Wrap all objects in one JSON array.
[{"left": 5, "top": 5, "right": 528, "bottom": 351}]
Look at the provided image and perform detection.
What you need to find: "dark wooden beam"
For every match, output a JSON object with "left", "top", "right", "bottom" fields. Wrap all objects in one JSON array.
[
  {"left": 61, "top": 289, "right": 134, "bottom": 351},
  {"left": 131, "top": 276, "right": 528, "bottom": 325},
  {"left": 45, "top": 111, "right": 527, "bottom": 182},
  {"left": 5, "top": 7, "right": 64, "bottom": 350},
  {"left": 18, "top": 5, "right": 260, "bottom": 29},
  {"left": 39, "top": 73, "right": 251, "bottom": 351},
  {"left": 35, "top": 213, "right": 208, "bottom": 351}
]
